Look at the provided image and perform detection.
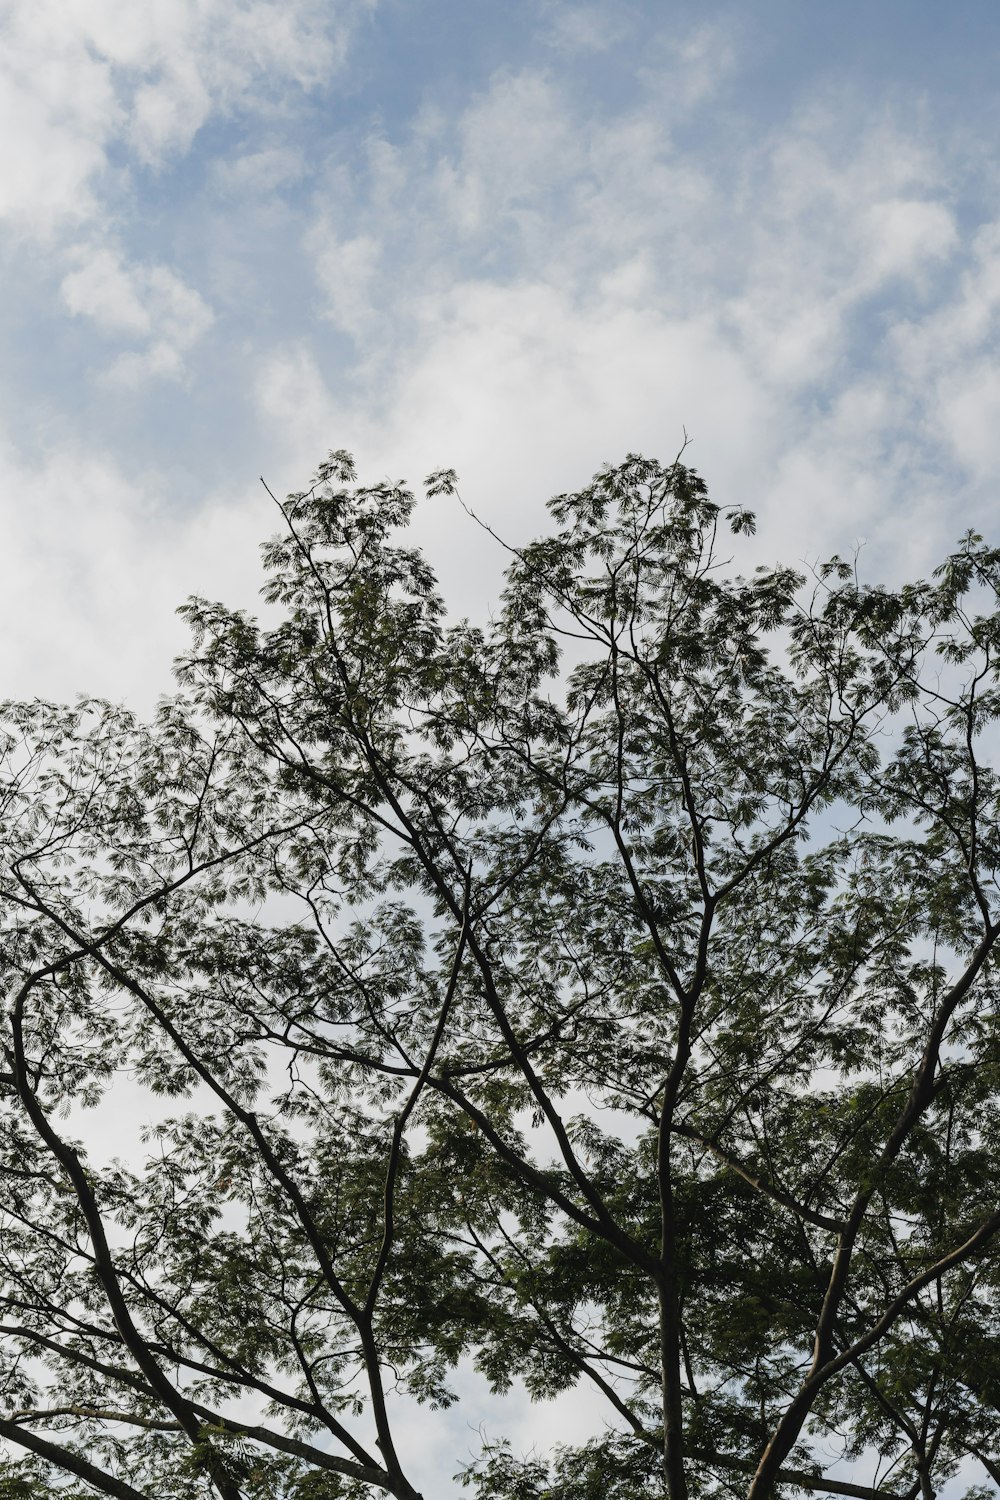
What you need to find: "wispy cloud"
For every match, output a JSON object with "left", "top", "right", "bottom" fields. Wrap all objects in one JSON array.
[
  {"left": 276, "top": 43, "right": 971, "bottom": 595},
  {"left": 536, "top": 0, "right": 634, "bottom": 55},
  {"left": 0, "top": 0, "right": 370, "bottom": 375},
  {"left": 59, "top": 245, "right": 214, "bottom": 383},
  {"left": 3, "top": 3, "right": 1000, "bottom": 736},
  {"left": 210, "top": 145, "right": 308, "bottom": 197},
  {"left": 0, "top": 0, "right": 365, "bottom": 234}
]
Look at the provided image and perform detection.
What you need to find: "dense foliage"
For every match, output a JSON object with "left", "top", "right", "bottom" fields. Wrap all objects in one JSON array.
[{"left": 1, "top": 451, "right": 1000, "bottom": 1500}]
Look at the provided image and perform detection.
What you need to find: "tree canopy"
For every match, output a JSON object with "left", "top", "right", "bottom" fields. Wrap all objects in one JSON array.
[{"left": 2, "top": 451, "right": 1000, "bottom": 1500}]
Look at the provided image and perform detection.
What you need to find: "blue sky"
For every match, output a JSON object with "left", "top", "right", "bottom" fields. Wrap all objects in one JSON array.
[
  {"left": 3, "top": 2, "right": 1000, "bottom": 1490},
  {"left": 5, "top": 1, "right": 1000, "bottom": 711}
]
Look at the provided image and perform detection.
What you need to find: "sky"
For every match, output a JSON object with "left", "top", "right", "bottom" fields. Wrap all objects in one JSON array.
[
  {"left": 3, "top": 0, "right": 1000, "bottom": 1489},
  {"left": 5, "top": 0, "right": 1000, "bottom": 711}
]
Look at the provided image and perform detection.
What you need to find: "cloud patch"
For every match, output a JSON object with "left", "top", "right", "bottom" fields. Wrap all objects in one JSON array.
[
  {"left": 60, "top": 245, "right": 214, "bottom": 383},
  {"left": 0, "top": 0, "right": 369, "bottom": 237}
]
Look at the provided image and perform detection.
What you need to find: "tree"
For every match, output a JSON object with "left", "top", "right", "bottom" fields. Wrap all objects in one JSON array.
[{"left": 1, "top": 449, "right": 1000, "bottom": 1500}]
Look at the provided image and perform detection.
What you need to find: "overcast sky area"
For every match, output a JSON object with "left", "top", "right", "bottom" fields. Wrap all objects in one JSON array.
[{"left": 5, "top": 2, "right": 1000, "bottom": 1492}]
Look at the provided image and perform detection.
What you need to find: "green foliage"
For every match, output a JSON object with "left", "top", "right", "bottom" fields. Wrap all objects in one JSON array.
[{"left": 0, "top": 451, "right": 999, "bottom": 1500}]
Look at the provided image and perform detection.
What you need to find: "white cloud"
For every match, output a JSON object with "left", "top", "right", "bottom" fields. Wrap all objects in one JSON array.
[
  {"left": 645, "top": 21, "right": 740, "bottom": 111},
  {"left": 873, "top": 218, "right": 1000, "bottom": 486},
  {"left": 937, "top": 360, "right": 1000, "bottom": 484},
  {"left": 305, "top": 64, "right": 958, "bottom": 367},
  {"left": 252, "top": 282, "right": 779, "bottom": 624},
  {"left": 308, "top": 228, "right": 382, "bottom": 338},
  {"left": 2, "top": 12, "right": 994, "bottom": 704},
  {"left": 106, "top": 340, "right": 185, "bottom": 387},
  {"left": 861, "top": 196, "right": 957, "bottom": 286},
  {"left": 0, "top": 30, "right": 114, "bottom": 234},
  {"left": 432, "top": 70, "right": 586, "bottom": 241},
  {"left": 0, "top": 0, "right": 369, "bottom": 236},
  {"left": 60, "top": 245, "right": 214, "bottom": 382},
  {"left": 254, "top": 344, "right": 339, "bottom": 459},
  {"left": 0, "top": 436, "right": 268, "bottom": 709},
  {"left": 537, "top": 0, "right": 632, "bottom": 55},
  {"left": 279, "top": 61, "right": 988, "bottom": 605},
  {"left": 0, "top": 0, "right": 371, "bottom": 384},
  {"left": 211, "top": 145, "right": 307, "bottom": 196},
  {"left": 888, "top": 219, "right": 1000, "bottom": 375},
  {"left": 60, "top": 247, "right": 152, "bottom": 336},
  {"left": 720, "top": 107, "right": 958, "bottom": 386}
]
